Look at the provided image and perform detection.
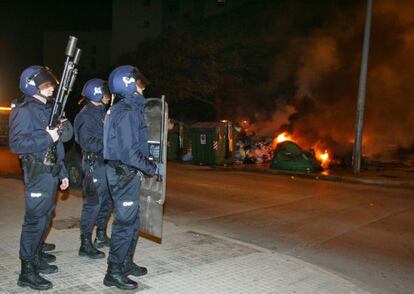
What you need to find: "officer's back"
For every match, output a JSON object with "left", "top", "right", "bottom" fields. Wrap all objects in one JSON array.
[{"left": 104, "top": 92, "right": 154, "bottom": 175}]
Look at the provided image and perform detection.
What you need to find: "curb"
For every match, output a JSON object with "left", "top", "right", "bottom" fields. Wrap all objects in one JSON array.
[{"left": 212, "top": 165, "right": 414, "bottom": 190}]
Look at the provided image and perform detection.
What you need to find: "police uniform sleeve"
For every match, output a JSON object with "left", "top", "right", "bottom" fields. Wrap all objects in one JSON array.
[
  {"left": 58, "top": 162, "right": 68, "bottom": 180},
  {"left": 57, "top": 141, "right": 68, "bottom": 180},
  {"left": 120, "top": 111, "right": 157, "bottom": 176},
  {"left": 9, "top": 106, "right": 54, "bottom": 154},
  {"left": 74, "top": 112, "right": 103, "bottom": 153},
  {"left": 73, "top": 113, "right": 82, "bottom": 144}
]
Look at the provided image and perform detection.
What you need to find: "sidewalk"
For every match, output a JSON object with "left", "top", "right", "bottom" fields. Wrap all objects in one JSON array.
[
  {"left": 0, "top": 177, "right": 374, "bottom": 293},
  {"left": 213, "top": 164, "right": 414, "bottom": 190}
]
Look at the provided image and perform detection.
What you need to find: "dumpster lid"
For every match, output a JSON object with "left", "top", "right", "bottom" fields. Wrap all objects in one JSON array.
[{"left": 191, "top": 121, "right": 228, "bottom": 129}]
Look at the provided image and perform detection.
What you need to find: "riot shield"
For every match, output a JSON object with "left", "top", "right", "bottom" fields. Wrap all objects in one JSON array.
[{"left": 139, "top": 96, "right": 168, "bottom": 243}]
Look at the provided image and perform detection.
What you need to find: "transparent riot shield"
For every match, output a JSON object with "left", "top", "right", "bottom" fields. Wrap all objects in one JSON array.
[{"left": 139, "top": 96, "right": 168, "bottom": 243}]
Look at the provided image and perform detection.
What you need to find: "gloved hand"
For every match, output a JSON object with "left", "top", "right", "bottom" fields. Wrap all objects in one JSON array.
[{"left": 46, "top": 126, "right": 60, "bottom": 142}]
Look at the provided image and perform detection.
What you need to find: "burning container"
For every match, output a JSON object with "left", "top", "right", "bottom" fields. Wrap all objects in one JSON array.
[
  {"left": 189, "top": 121, "right": 234, "bottom": 165},
  {"left": 271, "top": 141, "right": 323, "bottom": 172}
]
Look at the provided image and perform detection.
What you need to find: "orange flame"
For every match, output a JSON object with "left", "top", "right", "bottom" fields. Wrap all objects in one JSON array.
[
  {"left": 316, "top": 149, "right": 330, "bottom": 169},
  {"left": 277, "top": 132, "right": 293, "bottom": 143},
  {"left": 272, "top": 131, "right": 332, "bottom": 169},
  {"left": 272, "top": 132, "right": 294, "bottom": 149}
]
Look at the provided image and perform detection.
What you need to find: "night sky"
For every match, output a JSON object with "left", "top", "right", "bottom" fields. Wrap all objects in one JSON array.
[
  {"left": 0, "top": 0, "right": 413, "bottom": 158},
  {"left": 0, "top": 0, "right": 112, "bottom": 102}
]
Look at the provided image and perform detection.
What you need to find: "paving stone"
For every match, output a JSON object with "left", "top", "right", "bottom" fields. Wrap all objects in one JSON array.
[{"left": 0, "top": 178, "right": 373, "bottom": 293}]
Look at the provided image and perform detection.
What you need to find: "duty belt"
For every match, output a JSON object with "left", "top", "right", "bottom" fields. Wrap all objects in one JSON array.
[
  {"left": 106, "top": 160, "right": 134, "bottom": 171},
  {"left": 106, "top": 160, "right": 142, "bottom": 176},
  {"left": 106, "top": 160, "right": 141, "bottom": 188},
  {"left": 21, "top": 154, "right": 61, "bottom": 177},
  {"left": 106, "top": 160, "right": 122, "bottom": 168},
  {"left": 82, "top": 152, "right": 104, "bottom": 162}
]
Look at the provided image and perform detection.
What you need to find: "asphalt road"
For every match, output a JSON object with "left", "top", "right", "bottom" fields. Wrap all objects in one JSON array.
[
  {"left": 165, "top": 162, "right": 414, "bottom": 294},
  {"left": 1, "top": 146, "right": 413, "bottom": 294}
]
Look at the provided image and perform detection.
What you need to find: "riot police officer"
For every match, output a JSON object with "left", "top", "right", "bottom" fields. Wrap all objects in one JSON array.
[
  {"left": 9, "top": 65, "right": 69, "bottom": 290},
  {"left": 103, "top": 65, "right": 160, "bottom": 290},
  {"left": 74, "top": 79, "right": 112, "bottom": 259}
]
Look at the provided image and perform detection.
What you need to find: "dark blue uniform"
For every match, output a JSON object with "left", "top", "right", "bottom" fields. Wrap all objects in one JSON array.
[
  {"left": 9, "top": 95, "right": 67, "bottom": 261},
  {"left": 104, "top": 93, "right": 156, "bottom": 265},
  {"left": 74, "top": 102, "right": 112, "bottom": 235}
]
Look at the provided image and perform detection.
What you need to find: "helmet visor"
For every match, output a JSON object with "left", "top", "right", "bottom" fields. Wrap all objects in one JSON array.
[
  {"left": 131, "top": 67, "right": 150, "bottom": 87},
  {"left": 102, "top": 82, "right": 110, "bottom": 96},
  {"left": 31, "top": 67, "right": 59, "bottom": 88}
]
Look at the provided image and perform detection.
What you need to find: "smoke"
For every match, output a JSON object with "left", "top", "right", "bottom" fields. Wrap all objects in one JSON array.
[
  {"left": 296, "top": 35, "right": 340, "bottom": 98},
  {"left": 249, "top": 104, "right": 296, "bottom": 138},
  {"left": 251, "top": 0, "right": 414, "bottom": 159},
  {"left": 363, "top": 0, "right": 414, "bottom": 158}
]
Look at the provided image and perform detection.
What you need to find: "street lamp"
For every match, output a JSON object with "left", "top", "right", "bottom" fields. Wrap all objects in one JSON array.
[{"left": 353, "top": 0, "right": 373, "bottom": 175}]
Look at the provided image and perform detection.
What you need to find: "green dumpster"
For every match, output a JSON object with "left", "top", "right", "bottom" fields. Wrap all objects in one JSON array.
[
  {"left": 167, "top": 121, "right": 188, "bottom": 161},
  {"left": 181, "top": 127, "right": 192, "bottom": 162},
  {"left": 167, "top": 124, "right": 179, "bottom": 161},
  {"left": 190, "top": 121, "right": 234, "bottom": 165},
  {"left": 271, "top": 141, "right": 323, "bottom": 172}
]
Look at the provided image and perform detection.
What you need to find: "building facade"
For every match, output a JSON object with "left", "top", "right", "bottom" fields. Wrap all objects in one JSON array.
[{"left": 111, "top": 0, "right": 250, "bottom": 63}]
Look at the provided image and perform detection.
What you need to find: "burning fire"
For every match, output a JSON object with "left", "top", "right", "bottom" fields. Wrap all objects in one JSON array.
[
  {"left": 276, "top": 132, "right": 293, "bottom": 143},
  {"left": 272, "top": 132, "right": 294, "bottom": 149},
  {"left": 272, "top": 131, "right": 332, "bottom": 169},
  {"left": 315, "top": 149, "right": 330, "bottom": 168}
]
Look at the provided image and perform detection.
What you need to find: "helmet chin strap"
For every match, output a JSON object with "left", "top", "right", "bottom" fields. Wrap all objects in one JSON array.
[
  {"left": 45, "top": 96, "right": 55, "bottom": 106},
  {"left": 40, "top": 94, "right": 55, "bottom": 105}
]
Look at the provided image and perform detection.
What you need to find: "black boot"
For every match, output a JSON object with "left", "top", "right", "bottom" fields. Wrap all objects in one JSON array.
[
  {"left": 40, "top": 251, "right": 56, "bottom": 263},
  {"left": 41, "top": 242, "right": 56, "bottom": 252},
  {"left": 122, "top": 237, "right": 148, "bottom": 277},
  {"left": 79, "top": 234, "right": 105, "bottom": 259},
  {"left": 103, "top": 262, "right": 138, "bottom": 290},
  {"left": 35, "top": 251, "right": 58, "bottom": 274},
  {"left": 123, "top": 259, "right": 148, "bottom": 277},
  {"left": 94, "top": 227, "right": 111, "bottom": 248},
  {"left": 18, "top": 260, "right": 53, "bottom": 290}
]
